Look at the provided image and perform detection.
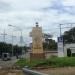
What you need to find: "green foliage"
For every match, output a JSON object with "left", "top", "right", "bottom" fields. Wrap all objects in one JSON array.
[
  {"left": 47, "top": 57, "right": 75, "bottom": 67},
  {"left": 15, "top": 58, "right": 29, "bottom": 68},
  {"left": 0, "top": 42, "right": 28, "bottom": 56},
  {"left": 43, "top": 39, "right": 57, "bottom": 51},
  {"left": 15, "top": 57, "right": 75, "bottom": 69},
  {"left": 15, "top": 59, "right": 47, "bottom": 68},
  {"left": 63, "top": 27, "right": 75, "bottom": 44}
]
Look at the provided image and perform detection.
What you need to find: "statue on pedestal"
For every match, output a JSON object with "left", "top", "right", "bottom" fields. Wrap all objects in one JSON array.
[{"left": 30, "top": 22, "right": 45, "bottom": 60}]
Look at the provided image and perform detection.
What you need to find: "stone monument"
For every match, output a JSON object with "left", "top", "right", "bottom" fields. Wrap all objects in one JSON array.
[{"left": 30, "top": 22, "right": 45, "bottom": 60}]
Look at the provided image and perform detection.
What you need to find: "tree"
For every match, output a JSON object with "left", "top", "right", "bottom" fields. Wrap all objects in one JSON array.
[
  {"left": 0, "top": 42, "right": 28, "bottom": 57},
  {"left": 43, "top": 39, "right": 57, "bottom": 51},
  {"left": 63, "top": 27, "right": 75, "bottom": 44},
  {"left": 43, "top": 33, "right": 57, "bottom": 51}
]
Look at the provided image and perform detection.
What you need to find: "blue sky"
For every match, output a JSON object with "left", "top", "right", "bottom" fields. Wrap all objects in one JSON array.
[{"left": 0, "top": 0, "right": 75, "bottom": 45}]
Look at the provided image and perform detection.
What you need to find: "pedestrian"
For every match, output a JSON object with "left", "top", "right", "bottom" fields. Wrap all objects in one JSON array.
[{"left": 16, "top": 53, "right": 18, "bottom": 59}]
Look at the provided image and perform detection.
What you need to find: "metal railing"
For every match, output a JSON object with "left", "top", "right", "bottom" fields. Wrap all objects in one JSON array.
[{"left": 23, "top": 68, "right": 49, "bottom": 75}]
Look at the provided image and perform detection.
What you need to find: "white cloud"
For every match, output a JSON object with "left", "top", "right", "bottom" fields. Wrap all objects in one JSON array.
[
  {"left": 63, "top": 0, "right": 75, "bottom": 6},
  {"left": 2, "top": 0, "right": 51, "bottom": 11},
  {"left": 0, "top": 0, "right": 75, "bottom": 44}
]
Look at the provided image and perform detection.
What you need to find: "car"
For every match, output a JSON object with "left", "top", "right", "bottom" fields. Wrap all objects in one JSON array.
[{"left": 2, "top": 53, "right": 11, "bottom": 61}]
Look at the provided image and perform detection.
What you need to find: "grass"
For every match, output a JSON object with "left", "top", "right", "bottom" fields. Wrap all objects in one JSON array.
[
  {"left": 47, "top": 57, "right": 75, "bottom": 67},
  {"left": 15, "top": 57, "right": 75, "bottom": 69},
  {"left": 15, "top": 58, "right": 29, "bottom": 68},
  {"left": 15, "top": 58, "right": 47, "bottom": 68}
]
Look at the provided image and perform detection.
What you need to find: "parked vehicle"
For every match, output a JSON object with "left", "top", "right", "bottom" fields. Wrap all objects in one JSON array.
[{"left": 2, "top": 53, "right": 11, "bottom": 61}]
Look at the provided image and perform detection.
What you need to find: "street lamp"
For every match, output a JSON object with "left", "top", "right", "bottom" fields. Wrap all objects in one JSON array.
[
  {"left": 8, "top": 24, "right": 23, "bottom": 45},
  {"left": 8, "top": 24, "right": 24, "bottom": 55},
  {"left": 1, "top": 29, "right": 7, "bottom": 42},
  {"left": 8, "top": 25, "right": 16, "bottom": 57}
]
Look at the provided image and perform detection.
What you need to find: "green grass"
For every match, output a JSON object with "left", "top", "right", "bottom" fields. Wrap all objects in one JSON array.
[
  {"left": 47, "top": 57, "right": 75, "bottom": 67},
  {"left": 15, "top": 58, "right": 29, "bottom": 68},
  {"left": 15, "top": 57, "right": 75, "bottom": 68}
]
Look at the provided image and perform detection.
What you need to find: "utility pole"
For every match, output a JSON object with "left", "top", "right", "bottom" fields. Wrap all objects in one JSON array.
[
  {"left": 9, "top": 33, "right": 16, "bottom": 57},
  {"left": 59, "top": 23, "right": 75, "bottom": 37},
  {"left": 58, "top": 23, "right": 75, "bottom": 43},
  {"left": 1, "top": 29, "right": 7, "bottom": 42},
  {"left": 59, "top": 24, "right": 62, "bottom": 37},
  {"left": 6, "top": 33, "right": 16, "bottom": 57},
  {"left": 12, "top": 32, "right": 14, "bottom": 57},
  {"left": 8, "top": 24, "right": 24, "bottom": 56},
  {"left": 8, "top": 25, "right": 16, "bottom": 57}
]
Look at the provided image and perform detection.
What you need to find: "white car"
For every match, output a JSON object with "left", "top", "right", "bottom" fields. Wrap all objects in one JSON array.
[{"left": 2, "top": 53, "right": 11, "bottom": 61}]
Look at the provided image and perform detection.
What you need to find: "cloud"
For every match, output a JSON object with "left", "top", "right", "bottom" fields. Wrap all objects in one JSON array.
[
  {"left": 0, "top": 1, "right": 12, "bottom": 12},
  {"left": 0, "top": 0, "right": 75, "bottom": 44},
  {"left": 1, "top": 0, "right": 51, "bottom": 11},
  {"left": 42, "top": 0, "right": 75, "bottom": 15}
]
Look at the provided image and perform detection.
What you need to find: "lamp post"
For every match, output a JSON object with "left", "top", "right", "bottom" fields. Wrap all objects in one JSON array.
[
  {"left": 1, "top": 29, "right": 7, "bottom": 42},
  {"left": 8, "top": 25, "right": 16, "bottom": 57},
  {"left": 11, "top": 33, "right": 16, "bottom": 57},
  {"left": 8, "top": 24, "right": 23, "bottom": 45},
  {"left": 8, "top": 24, "right": 24, "bottom": 55}
]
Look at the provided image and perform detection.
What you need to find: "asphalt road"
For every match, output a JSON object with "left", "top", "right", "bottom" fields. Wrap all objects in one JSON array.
[
  {"left": 0, "top": 56, "right": 19, "bottom": 68},
  {"left": 0, "top": 53, "right": 29, "bottom": 69}
]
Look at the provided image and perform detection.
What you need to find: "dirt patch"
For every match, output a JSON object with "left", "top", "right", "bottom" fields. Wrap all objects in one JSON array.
[
  {"left": 0, "top": 69, "right": 23, "bottom": 75},
  {"left": 38, "top": 67, "right": 75, "bottom": 75}
]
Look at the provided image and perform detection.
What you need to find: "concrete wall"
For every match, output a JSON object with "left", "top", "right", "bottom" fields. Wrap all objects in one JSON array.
[
  {"left": 64, "top": 44, "right": 75, "bottom": 57},
  {"left": 45, "top": 51, "right": 58, "bottom": 58}
]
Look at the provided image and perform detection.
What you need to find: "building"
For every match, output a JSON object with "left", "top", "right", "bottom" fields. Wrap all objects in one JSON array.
[{"left": 64, "top": 44, "right": 75, "bottom": 57}]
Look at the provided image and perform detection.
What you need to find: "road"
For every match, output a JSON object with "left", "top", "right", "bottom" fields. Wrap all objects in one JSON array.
[
  {"left": 0, "top": 56, "right": 19, "bottom": 68},
  {"left": 0, "top": 53, "right": 29, "bottom": 69}
]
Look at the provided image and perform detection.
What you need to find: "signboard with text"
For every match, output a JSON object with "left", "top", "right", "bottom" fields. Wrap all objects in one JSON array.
[{"left": 58, "top": 36, "right": 64, "bottom": 57}]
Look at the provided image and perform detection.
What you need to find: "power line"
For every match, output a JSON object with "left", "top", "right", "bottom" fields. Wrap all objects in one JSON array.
[{"left": 59, "top": 23, "right": 75, "bottom": 37}]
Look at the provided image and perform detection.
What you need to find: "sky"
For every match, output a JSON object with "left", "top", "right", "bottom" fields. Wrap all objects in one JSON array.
[{"left": 0, "top": 0, "right": 75, "bottom": 45}]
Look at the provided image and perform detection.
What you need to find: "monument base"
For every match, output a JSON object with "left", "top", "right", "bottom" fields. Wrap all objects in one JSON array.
[{"left": 30, "top": 53, "right": 45, "bottom": 60}]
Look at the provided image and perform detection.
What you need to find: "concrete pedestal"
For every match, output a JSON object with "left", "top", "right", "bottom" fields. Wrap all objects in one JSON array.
[{"left": 30, "top": 53, "right": 45, "bottom": 60}]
